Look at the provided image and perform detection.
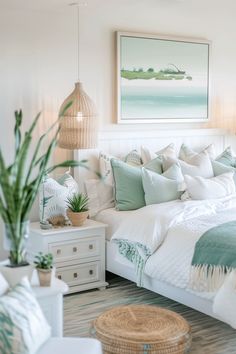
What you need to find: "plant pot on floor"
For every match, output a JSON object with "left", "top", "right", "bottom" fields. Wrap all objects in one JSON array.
[
  {"left": 37, "top": 268, "right": 53, "bottom": 287},
  {"left": 67, "top": 210, "right": 89, "bottom": 226}
]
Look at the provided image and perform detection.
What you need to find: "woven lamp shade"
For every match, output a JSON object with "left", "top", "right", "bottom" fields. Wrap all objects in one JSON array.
[{"left": 58, "top": 81, "right": 98, "bottom": 149}]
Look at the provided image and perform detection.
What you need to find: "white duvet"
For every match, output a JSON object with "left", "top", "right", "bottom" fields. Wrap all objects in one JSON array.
[
  {"left": 112, "top": 194, "right": 236, "bottom": 328},
  {"left": 112, "top": 194, "right": 236, "bottom": 292}
]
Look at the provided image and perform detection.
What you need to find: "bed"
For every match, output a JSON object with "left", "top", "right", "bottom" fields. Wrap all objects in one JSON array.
[
  {"left": 74, "top": 128, "right": 236, "bottom": 326},
  {"left": 94, "top": 199, "right": 234, "bottom": 321}
]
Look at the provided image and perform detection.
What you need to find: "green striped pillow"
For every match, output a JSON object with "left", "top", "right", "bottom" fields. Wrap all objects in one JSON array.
[{"left": 0, "top": 277, "right": 51, "bottom": 354}]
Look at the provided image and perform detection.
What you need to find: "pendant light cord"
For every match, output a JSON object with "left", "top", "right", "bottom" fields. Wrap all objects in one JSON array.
[
  {"left": 70, "top": 2, "right": 87, "bottom": 81},
  {"left": 77, "top": 3, "right": 80, "bottom": 81}
]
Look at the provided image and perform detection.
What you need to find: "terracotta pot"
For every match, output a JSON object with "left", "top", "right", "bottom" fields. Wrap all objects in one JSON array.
[
  {"left": 67, "top": 210, "right": 89, "bottom": 226},
  {"left": 37, "top": 268, "right": 52, "bottom": 287}
]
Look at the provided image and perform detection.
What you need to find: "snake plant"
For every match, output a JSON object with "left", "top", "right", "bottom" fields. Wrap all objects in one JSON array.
[
  {"left": 66, "top": 193, "right": 89, "bottom": 213},
  {"left": 0, "top": 104, "right": 88, "bottom": 266}
]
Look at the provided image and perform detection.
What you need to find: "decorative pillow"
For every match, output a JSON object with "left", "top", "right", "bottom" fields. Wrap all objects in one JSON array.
[
  {"left": 141, "top": 143, "right": 176, "bottom": 164},
  {"left": 183, "top": 172, "right": 235, "bottom": 200},
  {"left": 57, "top": 172, "right": 79, "bottom": 195},
  {"left": 179, "top": 143, "right": 216, "bottom": 161},
  {"left": 163, "top": 152, "right": 214, "bottom": 178},
  {"left": 111, "top": 159, "right": 145, "bottom": 211},
  {"left": 144, "top": 157, "right": 163, "bottom": 174},
  {"left": 142, "top": 164, "right": 183, "bottom": 205},
  {"left": 212, "top": 160, "right": 236, "bottom": 185},
  {"left": 39, "top": 173, "right": 79, "bottom": 225},
  {"left": 124, "top": 150, "right": 143, "bottom": 166},
  {"left": 0, "top": 277, "right": 51, "bottom": 354},
  {"left": 99, "top": 152, "right": 115, "bottom": 187},
  {"left": 84, "top": 179, "right": 115, "bottom": 217},
  {"left": 99, "top": 150, "right": 142, "bottom": 186},
  {"left": 0, "top": 273, "right": 9, "bottom": 296},
  {"left": 216, "top": 146, "right": 236, "bottom": 168}
]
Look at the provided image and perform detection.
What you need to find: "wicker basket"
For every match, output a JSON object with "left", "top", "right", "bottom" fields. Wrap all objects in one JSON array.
[{"left": 91, "top": 305, "right": 191, "bottom": 354}]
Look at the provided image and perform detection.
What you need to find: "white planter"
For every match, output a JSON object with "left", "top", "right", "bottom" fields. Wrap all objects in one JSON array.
[{"left": 0, "top": 264, "right": 35, "bottom": 287}]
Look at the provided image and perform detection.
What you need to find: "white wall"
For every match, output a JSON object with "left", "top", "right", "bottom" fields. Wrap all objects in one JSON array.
[{"left": 0, "top": 0, "right": 236, "bottom": 259}]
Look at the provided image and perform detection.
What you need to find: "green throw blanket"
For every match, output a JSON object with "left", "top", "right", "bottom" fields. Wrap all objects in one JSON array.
[
  {"left": 115, "top": 240, "right": 151, "bottom": 287},
  {"left": 190, "top": 220, "right": 236, "bottom": 292}
]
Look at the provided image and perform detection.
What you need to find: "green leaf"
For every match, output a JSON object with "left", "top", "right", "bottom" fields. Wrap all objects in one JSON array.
[
  {"left": 66, "top": 193, "right": 89, "bottom": 212},
  {"left": 46, "top": 160, "right": 88, "bottom": 175},
  {"left": 0, "top": 109, "right": 96, "bottom": 265}
]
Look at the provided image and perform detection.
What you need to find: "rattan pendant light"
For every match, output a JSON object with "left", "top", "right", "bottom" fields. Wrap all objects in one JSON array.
[{"left": 58, "top": 2, "right": 98, "bottom": 149}]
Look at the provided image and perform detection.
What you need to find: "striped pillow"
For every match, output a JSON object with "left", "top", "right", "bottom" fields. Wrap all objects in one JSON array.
[{"left": 0, "top": 277, "right": 51, "bottom": 354}]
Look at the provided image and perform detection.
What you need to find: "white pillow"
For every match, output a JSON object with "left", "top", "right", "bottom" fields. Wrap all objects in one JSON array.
[
  {"left": 163, "top": 151, "right": 214, "bottom": 178},
  {"left": 39, "top": 177, "right": 70, "bottom": 224},
  {"left": 141, "top": 143, "right": 176, "bottom": 164},
  {"left": 84, "top": 179, "right": 115, "bottom": 217},
  {"left": 57, "top": 172, "right": 79, "bottom": 195},
  {"left": 99, "top": 152, "right": 116, "bottom": 187},
  {"left": 0, "top": 272, "right": 9, "bottom": 296},
  {"left": 39, "top": 173, "right": 79, "bottom": 225},
  {"left": 179, "top": 143, "right": 216, "bottom": 161},
  {"left": 0, "top": 277, "right": 51, "bottom": 354},
  {"left": 183, "top": 172, "right": 235, "bottom": 200}
]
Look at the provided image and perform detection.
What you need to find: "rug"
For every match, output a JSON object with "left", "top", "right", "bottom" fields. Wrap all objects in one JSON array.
[{"left": 64, "top": 275, "right": 236, "bottom": 354}]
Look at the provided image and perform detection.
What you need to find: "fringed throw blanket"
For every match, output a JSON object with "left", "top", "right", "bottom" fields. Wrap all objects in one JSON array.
[
  {"left": 115, "top": 240, "right": 151, "bottom": 287},
  {"left": 190, "top": 220, "right": 236, "bottom": 292}
]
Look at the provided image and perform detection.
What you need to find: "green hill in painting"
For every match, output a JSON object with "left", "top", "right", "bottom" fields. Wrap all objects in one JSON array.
[{"left": 121, "top": 64, "right": 192, "bottom": 81}]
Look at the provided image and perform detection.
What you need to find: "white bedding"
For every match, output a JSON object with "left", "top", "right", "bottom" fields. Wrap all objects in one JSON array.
[
  {"left": 111, "top": 194, "right": 236, "bottom": 297},
  {"left": 94, "top": 208, "right": 133, "bottom": 240}
]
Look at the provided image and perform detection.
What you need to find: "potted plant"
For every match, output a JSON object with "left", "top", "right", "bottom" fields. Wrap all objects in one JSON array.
[
  {"left": 0, "top": 107, "right": 87, "bottom": 285},
  {"left": 34, "top": 252, "right": 54, "bottom": 287},
  {"left": 67, "top": 193, "right": 89, "bottom": 226}
]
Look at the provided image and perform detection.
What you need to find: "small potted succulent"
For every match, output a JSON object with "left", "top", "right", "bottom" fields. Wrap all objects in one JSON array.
[
  {"left": 66, "top": 193, "right": 89, "bottom": 226},
  {"left": 34, "top": 252, "right": 54, "bottom": 287}
]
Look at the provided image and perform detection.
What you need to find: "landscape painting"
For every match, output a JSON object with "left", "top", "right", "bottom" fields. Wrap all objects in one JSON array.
[{"left": 117, "top": 32, "right": 210, "bottom": 123}]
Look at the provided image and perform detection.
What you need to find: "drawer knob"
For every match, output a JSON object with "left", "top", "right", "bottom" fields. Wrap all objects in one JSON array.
[
  {"left": 58, "top": 275, "right": 62, "bottom": 280},
  {"left": 89, "top": 244, "right": 94, "bottom": 250},
  {"left": 89, "top": 270, "right": 94, "bottom": 275},
  {"left": 73, "top": 247, "right": 78, "bottom": 253},
  {"left": 57, "top": 249, "right": 61, "bottom": 255},
  {"left": 73, "top": 272, "right": 78, "bottom": 278}
]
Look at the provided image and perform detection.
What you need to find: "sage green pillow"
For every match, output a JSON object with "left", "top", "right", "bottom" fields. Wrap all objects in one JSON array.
[
  {"left": 216, "top": 147, "right": 236, "bottom": 167},
  {"left": 144, "top": 157, "right": 163, "bottom": 174},
  {"left": 111, "top": 159, "right": 145, "bottom": 211},
  {"left": 142, "top": 164, "right": 183, "bottom": 205},
  {"left": 212, "top": 160, "right": 236, "bottom": 185}
]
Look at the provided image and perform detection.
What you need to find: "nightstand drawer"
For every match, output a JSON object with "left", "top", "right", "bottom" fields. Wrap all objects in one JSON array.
[
  {"left": 56, "top": 261, "right": 100, "bottom": 286},
  {"left": 49, "top": 237, "right": 100, "bottom": 263}
]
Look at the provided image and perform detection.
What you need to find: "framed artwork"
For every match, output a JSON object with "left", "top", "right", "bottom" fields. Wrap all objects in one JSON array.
[{"left": 117, "top": 32, "right": 211, "bottom": 123}]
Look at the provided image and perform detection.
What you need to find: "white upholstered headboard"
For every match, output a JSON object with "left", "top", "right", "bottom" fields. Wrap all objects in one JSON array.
[{"left": 74, "top": 128, "right": 227, "bottom": 191}]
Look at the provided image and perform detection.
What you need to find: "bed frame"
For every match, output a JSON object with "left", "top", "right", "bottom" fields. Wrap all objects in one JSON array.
[{"left": 74, "top": 128, "right": 228, "bottom": 321}]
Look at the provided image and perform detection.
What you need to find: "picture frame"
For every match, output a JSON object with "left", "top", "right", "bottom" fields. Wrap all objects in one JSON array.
[{"left": 117, "top": 31, "right": 211, "bottom": 124}]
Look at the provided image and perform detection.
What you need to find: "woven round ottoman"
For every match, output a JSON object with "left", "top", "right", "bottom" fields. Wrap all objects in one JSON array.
[{"left": 92, "top": 305, "right": 191, "bottom": 354}]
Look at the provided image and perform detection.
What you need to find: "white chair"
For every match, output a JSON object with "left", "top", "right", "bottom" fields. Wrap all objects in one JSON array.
[{"left": 37, "top": 338, "right": 103, "bottom": 354}]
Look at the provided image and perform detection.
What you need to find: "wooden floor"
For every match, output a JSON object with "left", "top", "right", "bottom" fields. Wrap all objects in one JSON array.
[{"left": 64, "top": 274, "right": 236, "bottom": 354}]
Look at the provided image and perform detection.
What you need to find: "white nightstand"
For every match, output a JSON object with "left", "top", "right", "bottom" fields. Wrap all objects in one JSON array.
[{"left": 28, "top": 220, "right": 108, "bottom": 294}]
